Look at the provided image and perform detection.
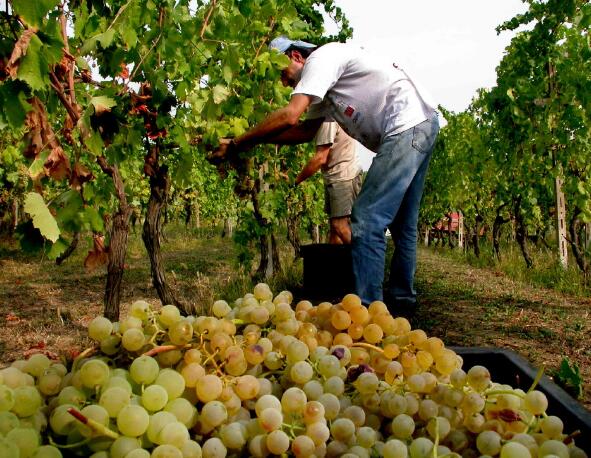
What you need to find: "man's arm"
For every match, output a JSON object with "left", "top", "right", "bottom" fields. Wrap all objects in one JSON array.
[
  {"left": 264, "top": 117, "right": 324, "bottom": 145},
  {"left": 295, "top": 144, "right": 331, "bottom": 185},
  {"left": 235, "top": 94, "right": 314, "bottom": 149},
  {"left": 209, "top": 94, "right": 317, "bottom": 163}
]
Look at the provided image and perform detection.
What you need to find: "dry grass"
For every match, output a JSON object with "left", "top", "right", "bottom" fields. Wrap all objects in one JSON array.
[{"left": 0, "top": 226, "right": 245, "bottom": 364}]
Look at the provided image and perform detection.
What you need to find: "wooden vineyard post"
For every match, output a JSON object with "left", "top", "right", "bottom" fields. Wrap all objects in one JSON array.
[
  {"left": 458, "top": 212, "right": 464, "bottom": 249},
  {"left": 555, "top": 177, "right": 568, "bottom": 268},
  {"left": 312, "top": 225, "right": 320, "bottom": 244},
  {"left": 424, "top": 227, "right": 429, "bottom": 246}
]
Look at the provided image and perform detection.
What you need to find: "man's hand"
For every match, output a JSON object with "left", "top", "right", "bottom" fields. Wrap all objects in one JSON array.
[{"left": 207, "top": 138, "right": 235, "bottom": 166}]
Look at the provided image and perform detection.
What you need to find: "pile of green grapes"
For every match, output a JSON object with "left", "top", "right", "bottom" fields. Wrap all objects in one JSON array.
[{"left": 0, "top": 284, "right": 588, "bottom": 457}]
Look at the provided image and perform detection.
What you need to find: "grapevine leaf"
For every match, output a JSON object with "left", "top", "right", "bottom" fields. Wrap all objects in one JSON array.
[
  {"left": 84, "top": 207, "right": 104, "bottom": 232},
  {"left": 24, "top": 192, "right": 60, "bottom": 243},
  {"left": 6, "top": 29, "right": 37, "bottom": 79},
  {"left": 12, "top": 0, "right": 60, "bottom": 28},
  {"left": 47, "top": 237, "right": 69, "bottom": 260},
  {"left": 212, "top": 85, "right": 230, "bottom": 104},
  {"left": 29, "top": 150, "right": 50, "bottom": 178},
  {"left": 45, "top": 146, "right": 71, "bottom": 181},
  {"left": 17, "top": 34, "right": 49, "bottom": 91},
  {"left": 222, "top": 65, "right": 233, "bottom": 84},
  {"left": 241, "top": 98, "right": 255, "bottom": 118},
  {"left": 0, "top": 84, "right": 31, "bottom": 129},
  {"left": 85, "top": 130, "right": 105, "bottom": 155},
  {"left": 90, "top": 96, "right": 117, "bottom": 115},
  {"left": 97, "top": 29, "right": 116, "bottom": 48},
  {"left": 84, "top": 235, "right": 108, "bottom": 270},
  {"left": 81, "top": 29, "right": 116, "bottom": 54},
  {"left": 121, "top": 28, "right": 138, "bottom": 49}
]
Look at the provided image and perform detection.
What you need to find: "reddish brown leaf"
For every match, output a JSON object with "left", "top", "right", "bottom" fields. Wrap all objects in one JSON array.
[
  {"left": 23, "top": 348, "right": 60, "bottom": 360},
  {"left": 119, "top": 62, "right": 130, "bottom": 79},
  {"left": 70, "top": 161, "right": 94, "bottom": 190},
  {"left": 44, "top": 146, "right": 71, "bottom": 181},
  {"left": 6, "top": 313, "right": 20, "bottom": 322},
  {"left": 69, "top": 348, "right": 81, "bottom": 360},
  {"left": 24, "top": 99, "right": 54, "bottom": 156},
  {"left": 6, "top": 28, "right": 37, "bottom": 79},
  {"left": 489, "top": 408, "right": 523, "bottom": 423},
  {"left": 84, "top": 234, "right": 109, "bottom": 270}
]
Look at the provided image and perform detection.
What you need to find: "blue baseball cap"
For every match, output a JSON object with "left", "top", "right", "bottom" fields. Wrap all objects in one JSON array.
[{"left": 269, "top": 36, "right": 317, "bottom": 53}]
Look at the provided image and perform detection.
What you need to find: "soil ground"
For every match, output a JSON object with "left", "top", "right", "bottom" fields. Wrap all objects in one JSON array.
[{"left": 1, "top": 231, "right": 589, "bottom": 411}]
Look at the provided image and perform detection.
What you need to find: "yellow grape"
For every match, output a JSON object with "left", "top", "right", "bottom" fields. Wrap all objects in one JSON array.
[{"left": 341, "top": 294, "right": 362, "bottom": 312}]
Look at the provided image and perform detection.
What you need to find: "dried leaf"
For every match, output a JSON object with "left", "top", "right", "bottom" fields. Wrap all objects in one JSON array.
[
  {"left": 44, "top": 146, "right": 71, "bottom": 181},
  {"left": 84, "top": 234, "right": 109, "bottom": 270},
  {"left": 24, "top": 98, "right": 71, "bottom": 181},
  {"left": 23, "top": 348, "right": 60, "bottom": 360},
  {"left": 6, "top": 29, "right": 37, "bottom": 79},
  {"left": 489, "top": 409, "right": 523, "bottom": 423},
  {"left": 70, "top": 162, "right": 94, "bottom": 190}
]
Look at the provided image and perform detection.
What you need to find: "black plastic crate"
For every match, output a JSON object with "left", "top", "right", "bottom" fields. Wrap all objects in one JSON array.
[
  {"left": 300, "top": 243, "right": 354, "bottom": 302},
  {"left": 451, "top": 346, "right": 591, "bottom": 452}
]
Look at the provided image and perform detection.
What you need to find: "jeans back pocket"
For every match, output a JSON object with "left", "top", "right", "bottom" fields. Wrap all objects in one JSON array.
[{"left": 412, "top": 115, "right": 439, "bottom": 154}]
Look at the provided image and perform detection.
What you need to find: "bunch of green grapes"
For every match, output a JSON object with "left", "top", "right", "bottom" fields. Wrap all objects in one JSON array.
[{"left": 0, "top": 284, "right": 587, "bottom": 458}]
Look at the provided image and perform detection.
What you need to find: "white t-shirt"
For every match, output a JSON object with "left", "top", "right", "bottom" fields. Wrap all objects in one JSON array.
[
  {"left": 314, "top": 122, "right": 361, "bottom": 184},
  {"left": 293, "top": 43, "right": 436, "bottom": 153}
]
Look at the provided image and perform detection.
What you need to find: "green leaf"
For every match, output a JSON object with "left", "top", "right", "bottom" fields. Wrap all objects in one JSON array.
[
  {"left": 12, "top": 0, "right": 60, "bottom": 28},
  {"left": 241, "top": 98, "right": 254, "bottom": 118},
  {"left": 17, "top": 34, "right": 49, "bottom": 91},
  {"left": 84, "top": 207, "right": 104, "bottom": 232},
  {"left": 222, "top": 65, "right": 233, "bottom": 84},
  {"left": 212, "top": 84, "right": 230, "bottom": 104},
  {"left": 81, "top": 29, "right": 116, "bottom": 54},
  {"left": 85, "top": 130, "right": 104, "bottom": 155},
  {"left": 98, "top": 29, "right": 116, "bottom": 48},
  {"left": 29, "top": 150, "right": 50, "bottom": 178},
  {"left": 121, "top": 28, "right": 138, "bottom": 49},
  {"left": 90, "top": 96, "right": 117, "bottom": 114},
  {"left": 0, "top": 84, "right": 31, "bottom": 129},
  {"left": 555, "top": 357, "right": 583, "bottom": 398},
  {"left": 24, "top": 192, "right": 60, "bottom": 243},
  {"left": 47, "top": 237, "right": 68, "bottom": 260}
]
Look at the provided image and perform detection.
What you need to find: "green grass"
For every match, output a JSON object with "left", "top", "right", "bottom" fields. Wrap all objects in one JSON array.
[{"left": 426, "top": 240, "right": 590, "bottom": 298}]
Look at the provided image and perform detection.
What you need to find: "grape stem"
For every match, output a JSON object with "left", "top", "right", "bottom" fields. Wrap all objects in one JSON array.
[
  {"left": 351, "top": 342, "right": 384, "bottom": 353},
  {"left": 49, "top": 435, "right": 92, "bottom": 449},
  {"left": 148, "top": 329, "right": 166, "bottom": 346},
  {"left": 432, "top": 416, "right": 439, "bottom": 458},
  {"left": 142, "top": 344, "right": 189, "bottom": 357},
  {"left": 484, "top": 389, "right": 525, "bottom": 398},
  {"left": 71, "top": 346, "right": 97, "bottom": 372},
  {"left": 67, "top": 407, "right": 120, "bottom": 439},
  {"left": 527, "top": 364, "right": 545, "bottom": 393}
]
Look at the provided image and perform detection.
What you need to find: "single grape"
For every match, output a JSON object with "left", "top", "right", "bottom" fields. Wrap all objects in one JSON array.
[
  {"left": 116, "top": 405, "right": 149, "bottom": 437},
  {"left": 141, "top": 384, "right": 169, "bottom": 411},
  {"left": 266, "top": 430, "right": 290, "bottom": 455},
  {"left": 88, "top": 316, "right": 113, "bottom": 342},
  {"left": 79, "top": 359, "right": 110, "bottom": 388}
]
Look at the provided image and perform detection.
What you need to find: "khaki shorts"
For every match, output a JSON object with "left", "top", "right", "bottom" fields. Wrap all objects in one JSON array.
[{"left": 324, "top": 173, "right": 363, "bottom": 219}]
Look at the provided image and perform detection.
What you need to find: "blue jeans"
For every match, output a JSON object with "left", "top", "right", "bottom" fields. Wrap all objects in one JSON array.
[{"left": 351, "top": 113, "right": 439, "bottom": 305}]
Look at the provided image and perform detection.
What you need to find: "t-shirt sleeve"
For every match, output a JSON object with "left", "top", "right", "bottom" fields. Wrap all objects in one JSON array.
[
  {"left": 314, "top": 122, "right": 338, "bottom": 146},
  {"left": 292, "top": 45, "right": 348, "bottom": 104}
]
